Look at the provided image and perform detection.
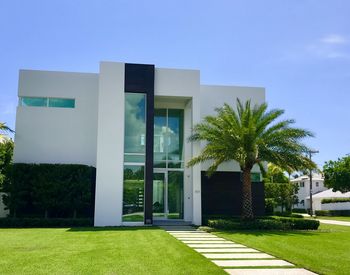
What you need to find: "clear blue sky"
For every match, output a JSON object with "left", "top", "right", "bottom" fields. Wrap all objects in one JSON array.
[{"left": 1, "top": 0, "right": 349, "bottom": 168}]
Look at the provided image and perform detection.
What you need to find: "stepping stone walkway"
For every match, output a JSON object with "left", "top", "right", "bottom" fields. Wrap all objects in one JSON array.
[{"left": 163, "top": 226, "right": 317, "bottom": 275}]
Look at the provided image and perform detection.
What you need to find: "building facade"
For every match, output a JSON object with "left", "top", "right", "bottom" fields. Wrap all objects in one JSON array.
[
  {"left": 291, "top": 174, "right": 327, "bottom": 209},
  {"left": 13, "top": 61, "right": 265, "bottom": 226}
]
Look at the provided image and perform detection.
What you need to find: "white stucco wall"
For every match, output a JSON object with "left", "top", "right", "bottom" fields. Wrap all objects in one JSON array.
[
  {"left": 199, "top": 85, "right": 265, "bottom": 173},
  {"left": 94, "top": 62, "right": 125, "bottom": 226},
  {"left": 321, "top": 202, "right": 350, "bottom": 211},
  {"left": 14, "top": 70, "right": 99, "bottom": 166}
]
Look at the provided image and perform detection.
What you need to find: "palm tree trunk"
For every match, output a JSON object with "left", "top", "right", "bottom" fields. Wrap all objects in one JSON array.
[{"left": 242, "top": 168, "right": 254, "bottom": 220}]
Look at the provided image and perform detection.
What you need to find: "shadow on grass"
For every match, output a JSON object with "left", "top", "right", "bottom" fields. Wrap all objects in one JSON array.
[{"left": 66, "top": 226, "right": 162, "bottom": 232}]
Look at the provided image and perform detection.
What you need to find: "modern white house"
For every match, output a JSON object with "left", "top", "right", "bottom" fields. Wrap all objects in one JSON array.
[
  {"left": 13, "top": 61, "right": 265, "bottom": 226},
  {"left": 291, "top": 174, "right": 327, "bottom": 209}
]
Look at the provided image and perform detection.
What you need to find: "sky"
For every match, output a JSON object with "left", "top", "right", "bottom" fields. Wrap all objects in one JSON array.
[{"left": 0, "top": 0, "right": 349, "bottom": 168}]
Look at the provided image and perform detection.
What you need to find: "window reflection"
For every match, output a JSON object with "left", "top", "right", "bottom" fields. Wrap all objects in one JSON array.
[
  {"left": 124, "top": 93, "right": 146, "bottom": 155},
  {"left": 153, "top": 109, "right": 184, "bottom": 168}
]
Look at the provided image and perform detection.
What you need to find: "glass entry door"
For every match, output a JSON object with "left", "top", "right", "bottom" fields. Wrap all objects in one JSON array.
[{"left": 153, "top": 171, "right": 184, "bottom": 220}]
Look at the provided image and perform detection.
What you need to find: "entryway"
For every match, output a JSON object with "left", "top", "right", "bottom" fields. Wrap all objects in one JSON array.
[{"left": 153, "top": 170, "right": 184, "bottom": 220}]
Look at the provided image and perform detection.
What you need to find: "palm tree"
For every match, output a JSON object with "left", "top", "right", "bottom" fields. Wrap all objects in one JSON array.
[
  {"left": 0, "top": 122, "right": 14, "bottom": 140},
  {"left": 187, "top": 99, "right": 315, "bottom": 220}
]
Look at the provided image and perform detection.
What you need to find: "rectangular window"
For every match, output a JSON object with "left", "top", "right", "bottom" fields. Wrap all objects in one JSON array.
[
  {"left": 123, "top": 93, "right": 147, "bottom": 222},
  {"left": 48, "top": 98, "right": 75, "bottom": 108},
  {"left": 300, "top": 182, "right": 305, "bottom": 187},
  {"left": 251, "top": 173, "right": 261, "bottom": 182},
  {"left": 316, "top": 182, "right": 319, "bottom": 187},
  {"left": 153, "top": 108, "right": 184, "bottom": 169},
  {"left": 20, "top": 97, "right": 47, "bottom": 107},
  {"left": 19, "top": 97, "right": 75, "bottom": 108},
  {"left": 122, "top": 165, "right": 145, "bottom": 222}
]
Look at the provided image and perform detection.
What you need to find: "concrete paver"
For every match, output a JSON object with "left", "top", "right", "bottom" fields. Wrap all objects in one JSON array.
[
  {"left": 213, "top": 259, "right": 294, "bottom": 267},
  {"left": 195, "top": 248, "right": 259, "bottom": 253},
  {"left": 225, "top": 268, "right": 317, "bottom": 275},
  {"left": 203, "top": 253, "right": 274, "bottom": 259},
  {"left": 162, "top": 226, "right": 317, "bottom": 274},
  {"left": 187, "top": 243, "right": 246, "bottom": 248},
  {"left": 183, "top": 240, "right": 234, "bottom": 244}
]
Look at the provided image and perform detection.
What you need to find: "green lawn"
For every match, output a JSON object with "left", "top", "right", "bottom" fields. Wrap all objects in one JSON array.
[
  {"left": 214, "top": 223, "right": 350, "bottom": 275},
  {"left": 0, "top": 227, "right": 225, "bottom": 275},
  {"left": 316, "top": 216, "right": 350, "bottom": 222}
]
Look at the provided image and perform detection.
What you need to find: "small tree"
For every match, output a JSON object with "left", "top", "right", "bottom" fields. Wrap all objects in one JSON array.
[
  {"left": 265, "top": 182, "right": 298, "bottom": 213},
  {"left": 323, "top": 155, "right": 350, "bottom": 193}
]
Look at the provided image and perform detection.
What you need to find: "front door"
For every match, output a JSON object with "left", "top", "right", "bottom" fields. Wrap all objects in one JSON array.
[{"left": 153, "top": 170, "right": 184, "bottom": 220}]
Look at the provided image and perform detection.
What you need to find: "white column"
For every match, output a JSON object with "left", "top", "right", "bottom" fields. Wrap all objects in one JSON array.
[
  {"left": 192, "top": 95, "right": 202, "bottom": 225},
  {"left": 184, "top": 100, "right": 193, "bottom": 222},
  {"left": 94, "top": 62, "right": 125, "bottom": 226}
]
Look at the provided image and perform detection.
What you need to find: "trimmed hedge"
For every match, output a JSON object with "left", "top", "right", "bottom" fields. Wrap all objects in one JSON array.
[
  {"left": 321, "top": 198, "right": 350, "bottom": 204},
  {"left": 207, "top": 217, "right": 319, "bottom": 230},
  {"left": 292, "top": 208, "right": 307, "bottom": 213},
  {"left": 273, "top": 211, "right": 303, "bottom": 218},
  {"left": 0, "top": 218, "right": 93, "bottom": 228},
  {"left": 315, "top": 210, "right": 350, "bottom": 216},
  {"left": 1, "top": 163, "right": 96, "bottom": 218}
]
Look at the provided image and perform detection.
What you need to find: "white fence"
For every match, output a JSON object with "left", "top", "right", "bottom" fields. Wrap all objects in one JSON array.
[{"left": 321, "top": 201, "right": 350, "bottom": 211}]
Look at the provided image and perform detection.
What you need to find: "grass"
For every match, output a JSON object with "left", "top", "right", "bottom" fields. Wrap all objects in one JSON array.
[
  {"left": 0, "top": 227, "right": 225, "bottom": 275},
  {"left": 214, "top": 223, "right": 350, "bottom": 275},
  {"left": 315, "top": 216, "right": 350, "bottom": 222}
]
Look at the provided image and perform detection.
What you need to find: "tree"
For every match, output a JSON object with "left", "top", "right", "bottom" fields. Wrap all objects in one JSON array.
[
  {"left": 0, "top": 122, "right": 14, "bottom": 140},
  {"left": 264, "top": 163, "right": 289, "bottom": 183},
  {"left": 265, "top": 182, "right": 298, "bottom": 213},
  {"left": 323, "top": 155, "right": 350, "bottom": 193},
  {"left": 0, "top": 139, "right": 14, "bottom": 189},
  {"left": 188, "top": 99, "right": 315, "bottom": 219}
]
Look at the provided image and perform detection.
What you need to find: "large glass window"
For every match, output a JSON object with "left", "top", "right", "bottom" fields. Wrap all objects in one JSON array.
[
  {"left": 153, "top": 109, "right": 184, "bottom": 168},
  {"left": 122, "top": 165, "right": 144, "bottom": 222},
  {"left": 124, "top": 93, "right": 146, "bottom": 163},
  {"left": 123, "top": 93, "right": 146, "bottom": 222}
]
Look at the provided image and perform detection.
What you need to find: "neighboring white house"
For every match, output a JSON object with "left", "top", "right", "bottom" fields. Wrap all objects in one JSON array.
[
  {"left": 13, "top": 61, "right": 266, "bottom": 226},
  {"left": 306, "top": 189, "right": 350, "bottom": 211},
  {"left": 291, "top": 174, "right": 327, "bottom": 209}
]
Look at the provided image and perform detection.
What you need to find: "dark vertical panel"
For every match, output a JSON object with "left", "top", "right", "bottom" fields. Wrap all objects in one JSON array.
[
  {"left": 201, "top": 171, "right": 265, "bottom": 217},
  {"left": 124, "top": 63, "right": 155, "bottom": 224}
]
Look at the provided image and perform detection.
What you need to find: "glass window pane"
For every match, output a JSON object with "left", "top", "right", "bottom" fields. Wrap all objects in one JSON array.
[
  {"left": 124, "top": 154, "right": 145, "bottom": 163},
  {"left": 167, "top": 171, "right": 184, "bottom": 219},
  {"left": 48, "top": 98, "right": 75, "bottom": 108},
  {"left": 154, "top": 109, "right": 167, "bottom": 155},
  {"left": 123, "top": 165, "right": 144, "bottom": 222},
  {"left": 167, "top": 161, "right": 184, "bottom": 169},
  {"left": 251, "top": 173, "right": 261, "bottom": 182},
  {"left": 167, "top": 109, "right": 184, "bottom": 162},
  {"left": 124, "top": 93, "right": 146, "bottom": 154},
  {"left": 21, "top": 97, "right": 47, "bottom": 107},
  {"left": 153, "top": 173, "right": 165, "bottom": 219}
]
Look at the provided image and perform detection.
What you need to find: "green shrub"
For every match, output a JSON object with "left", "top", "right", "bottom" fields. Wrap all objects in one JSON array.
[
  {"left": 0, "top": 218, "right": 93, "bottom": 228},
  {"left": 274, "top": 211, "right": 303, "bottom": 218},
  {"left": 321, "top": 198, "right": 350, "bottom": 204},
  {"left": 207, "top": 217, "right": 319, "bottom": 230},
  {"left": 315, "top": 210, "right": 350, "bottom": 216},
  {"left": 292, "top": 208, "right": 307, "bottom": 213},
  {"left": 265, "top": 198, "right": 276, "bottom": 215},
  {"left": 1, "top": 163, "right": 96, "bottom": 218}
]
